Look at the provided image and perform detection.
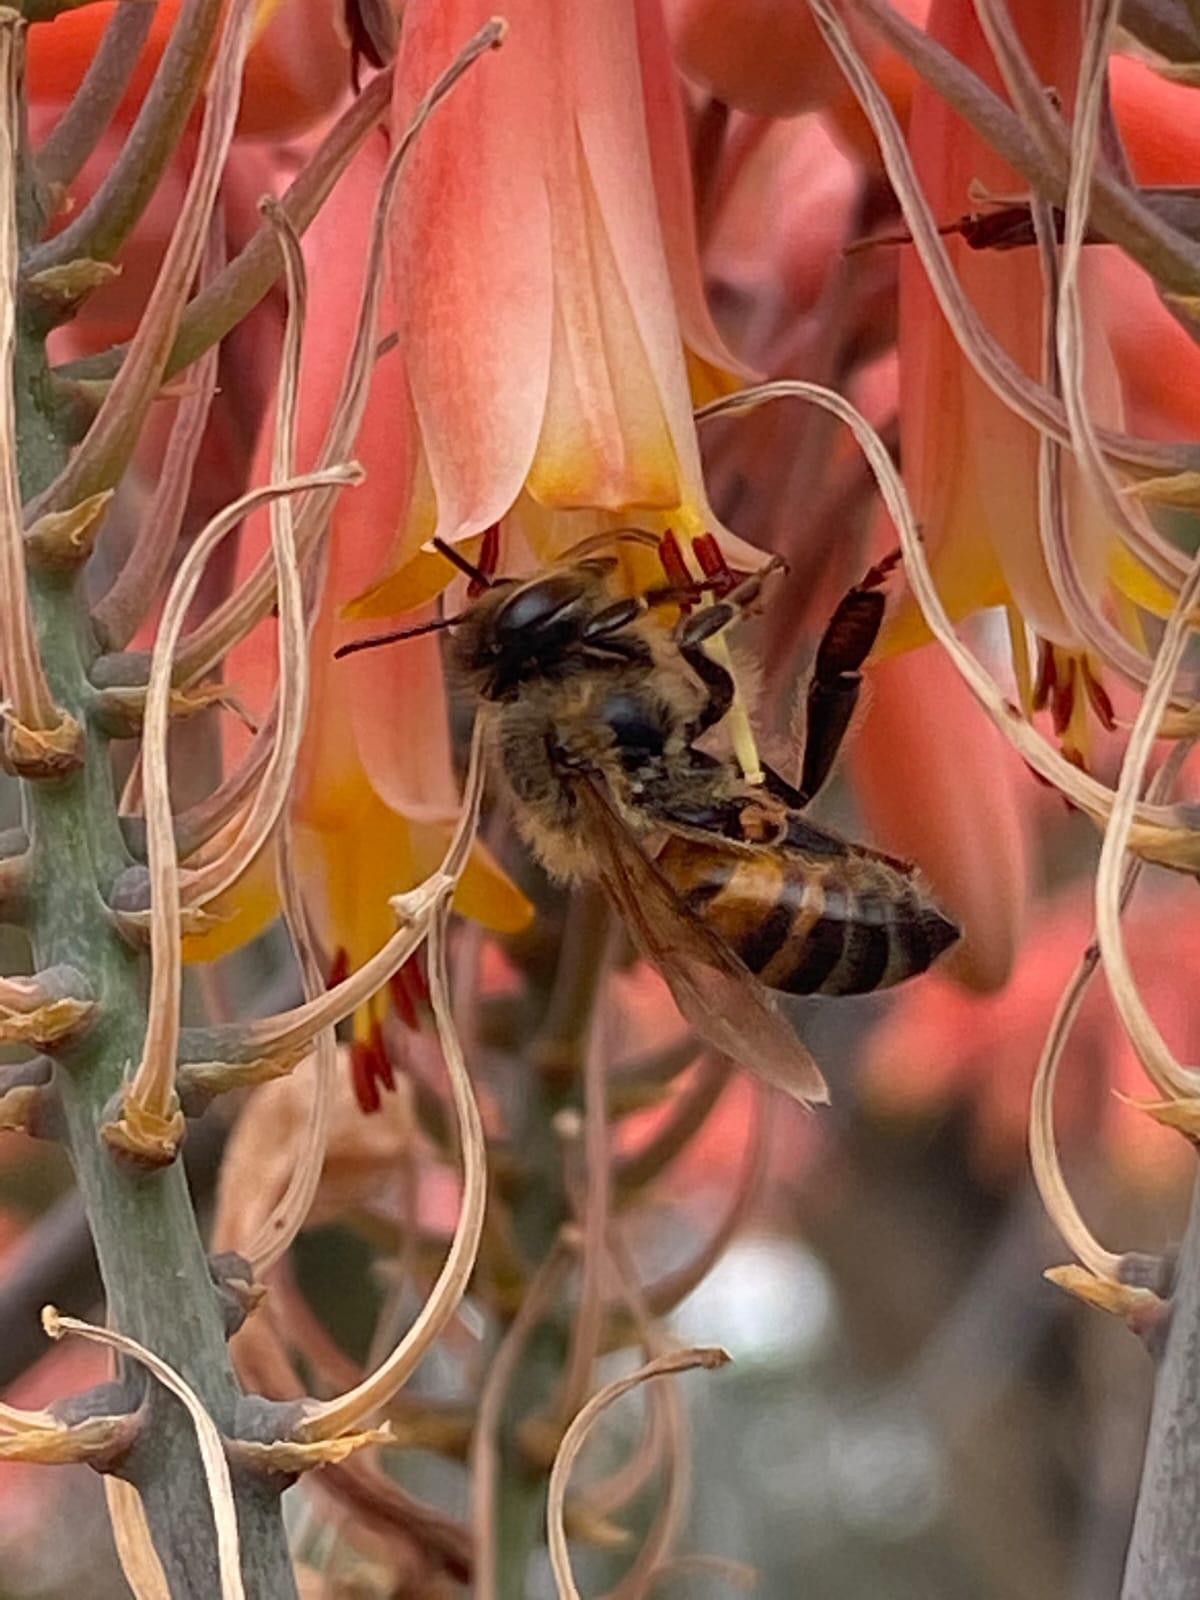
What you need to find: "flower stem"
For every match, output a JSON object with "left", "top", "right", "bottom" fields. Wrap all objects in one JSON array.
[
  {"left": 1121, "top": 1173, "right": 1200, "bottom": 1600},
  {"left": 12, "top": 124, "right": 299, "bottom": 1600},
  {"left": 492, "top": 888, "right": 610, "bottom": 1598}
]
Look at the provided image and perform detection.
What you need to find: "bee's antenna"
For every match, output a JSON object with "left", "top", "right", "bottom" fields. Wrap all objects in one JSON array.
[
  {"left": 433, "top": 536, "right": 493, "bottom": 589},
  {"left": 334, "top": 614, "right": 466, "bottom": 659}
]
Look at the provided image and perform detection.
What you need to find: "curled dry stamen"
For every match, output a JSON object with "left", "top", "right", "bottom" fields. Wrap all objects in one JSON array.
[
  {"left": 42, "top": 1308, "right": 244, "bottom": 1600},
  {"left": 1095, "top": 553, "right": 1200, "bottom": 1101},
  {"left": 106, "top": 468, "right": 360, "bottom": 1165},
  {"left": 292, "top": 732, "right": 488, "bottom": 1442},
  {"left": 173, "top": 17, "right": 507, "bottom": 687},
  {"left": 294, "top": 903, "right": 486, "bottom": 1441},
  {"left": 178, "top": 202, "right": 313, "bottom": 915},
  {"left": 1031, "top": 742, "right": 1191, "bottom": 1282},
  {"left": 601, "top": 1235, "right": 696, "bottom": 1600},
  {"left": 173, "top": 703, "right": 278, "bottom": 858},
  {"left": 698, "top": 381, "right": 1200, "bottom": 867},
  {"left": 91, "top": 219, "right": 223, "bottom": 652},
  {"left": 1050, "top": 0, "right": 1188, "bottom": 684},
  {"left": 1029, "top": 193, "right": 1153, "bottom": 689},
  {"left": 0, "top": 19, "right": 67, "bottom": 754},
  {"left": 226, "top": 719, "right": 486, "bottom": 1064},
  {"left": 546, "top": 1348, "right": 731, "bottom": 1600},
  {"left": 30, "top": 0, "right": 258, "bottom": 520},
  {"left": 809, "top": 0, "right": 1193, "bottom": 598},
  {"left": 239, "top": 826, "right": 334, "bottom": 1276},
  {"left": 103, "top": 1479, "right": 170, "bottom": 1600}
]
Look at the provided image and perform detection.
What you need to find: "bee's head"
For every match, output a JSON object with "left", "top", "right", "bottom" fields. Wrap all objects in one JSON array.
[{"left": 450, "top": 566, "right": 612, "bottom": 701}]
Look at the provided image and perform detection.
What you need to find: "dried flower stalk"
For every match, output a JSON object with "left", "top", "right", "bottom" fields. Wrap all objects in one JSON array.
[
  {"left": 546, "top": 1348, "right": 731, "bottom": 1600},
  {"left": 43, "top": 1308, "right": 245, "bottom": 1600}
]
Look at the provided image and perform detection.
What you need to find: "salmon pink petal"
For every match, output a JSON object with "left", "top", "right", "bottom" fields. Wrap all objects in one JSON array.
[
  {"left": 236, "top": 0, "right": 352, "bottom": 140},
  {"left": 1100, "top": 250, "right": 1200, "bottom": 442},
  {"left": 663, "top": 0, "right": 850, "bottom": 118},
  {"left": 1112, "top": 54, "right": 1200, "bottom": 185},
  {"left": 29, "top": 0, "right": 348, "bottom": 137},
  {"left": 346, "top": 626, "right": 459, "bottom": 823},
  {"left": 851, "top": 642, "right": 1031, "bottom": 992},
  {"left": 899, "top": 0, "right": 1116, "bottom": 646},
  {"left": 634, "top": 0, "right": 750, "bottom": 379},
  {"left": 529, "top": 139, "right": 682, "bottom": 510},
  {"left": 28, "top": 3, "right": 182, "bottom": 109},
  {"left": 391, "top": 0, "right": 553, "bottom": 541},
  {"left": 565, "top": 0, "right": 714, "bottom": 517}
]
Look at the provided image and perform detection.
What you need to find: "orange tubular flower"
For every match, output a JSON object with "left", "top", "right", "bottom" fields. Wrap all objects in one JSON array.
[
  {"left": 887, "top": 0, "right": 1119, "bottom": 660},
  {"left": 29, "top": 0, "right": 352, "bottom": 142},
  {"left": 850, "top": 635, "right": 1031, "bottom": 992},
  {"left": 366, "top": 0, "right": 751, "bottom": 614},
  {"left": 662, "top": 0, "right": 855, "bottom": 118},
  {"left": 187, "top": 138, "right": 531, "bottom": 1103}
]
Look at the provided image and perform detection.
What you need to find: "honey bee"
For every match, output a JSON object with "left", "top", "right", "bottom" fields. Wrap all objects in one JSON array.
[{"left": 337, "top": 539, "right": 958, "bottom": 1103}]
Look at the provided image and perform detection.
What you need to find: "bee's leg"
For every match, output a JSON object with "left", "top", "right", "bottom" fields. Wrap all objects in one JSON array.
[
  {"left": 798, "top": 549, "right": 900, "bottom": 802},
  {"left": 673, "top": 557, "right": 786, "bottom": 651},
  {"left": 678, "top": 640, "right": 735, "bottom": 737},
  {"left": 582, "top": 598, "right": 645, "bottom": 638},
  {"left": 673, "top": 560, "right": 784, "bottom": 738}
]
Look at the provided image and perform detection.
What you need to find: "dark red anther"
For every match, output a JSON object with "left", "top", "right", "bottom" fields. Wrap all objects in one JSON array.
[
  {"left": 861, "top": 548, "right": 902, "bottom": 590},
  {"left": 1083, "top": 662, "right": 1117, "bottom": 732},
  {"left": 471, "top": 524, "right": 502, "bottom": 597},
  {"left": 388, "top": 951, "right": 429, "bottom": 1032},
  {"left": 692, "top": 532, "right": 736, "bottom": 597},
  {"left": 1032, "top": 642, "right": 1057, "bottom": 713},
  {"left": 350, "top": 1039, "right": 381, "bottom": 1115},
  {"left": 349, "top": 1021, "right": 396, "bottom": 1115},
  {"left": 327, "top": 946, "right": 351, "bottom": 989},
  {"left": 657, "top": 530, "right": 691, "bottom": 591},
  {"left": 389, "top": 968, "right": 419, "bottom": 1031},
  {"left": 1051, "top": 672, "right": 1076, "bottom": 738}
]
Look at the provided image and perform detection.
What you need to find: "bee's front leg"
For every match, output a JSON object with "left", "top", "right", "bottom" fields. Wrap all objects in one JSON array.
[
  {"left": 798, "top": 550, "right": 900, "bottom": 803},
  {"left": 673, "top": 564, "right": 782, "bottom": 738},
  {"left": 677, "top": 638, "right": 735, "bottom": 738}
]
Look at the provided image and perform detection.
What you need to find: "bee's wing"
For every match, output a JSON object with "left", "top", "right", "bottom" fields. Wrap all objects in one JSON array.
[{"left": 575, "top": 778, "right": 828, "bottom": 1105}]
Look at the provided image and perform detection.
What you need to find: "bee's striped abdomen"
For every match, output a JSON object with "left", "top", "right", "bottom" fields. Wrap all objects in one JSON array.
[{"left": 657, "top": 839, "right": 958, "bottom": 998}]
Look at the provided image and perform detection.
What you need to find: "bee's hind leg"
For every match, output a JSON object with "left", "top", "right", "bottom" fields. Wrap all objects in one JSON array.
[{"left": 798, "top": 549, "right": 900, "bottom": 803}]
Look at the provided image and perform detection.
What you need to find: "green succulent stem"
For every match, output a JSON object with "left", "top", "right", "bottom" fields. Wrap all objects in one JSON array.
[
  {"left": 12, "top": 134, "right": 298, "bottom": 1600},
  {"left": 494, "top": 888, "right": 610, "bottom": 1600}
]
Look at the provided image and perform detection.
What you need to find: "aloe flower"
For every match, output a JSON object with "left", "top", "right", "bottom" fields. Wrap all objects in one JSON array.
[
  {"left": 887, "top": 0, "right": 1119, "bottom": 659},
  {"left": 352, "top": 0, "right": 754, "bottom": 622},
  {"left": 187, "top": 138, "right": 532, "bottom": 1106},
  {"left": 30, "top": 0, "right": 351, "bottom": 140},
  {"left": 663, "top": 0, "right": 856, "bottom": 118},
  {"left": 851, "top": 635, "right": 1032, "bottom": 992}
]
